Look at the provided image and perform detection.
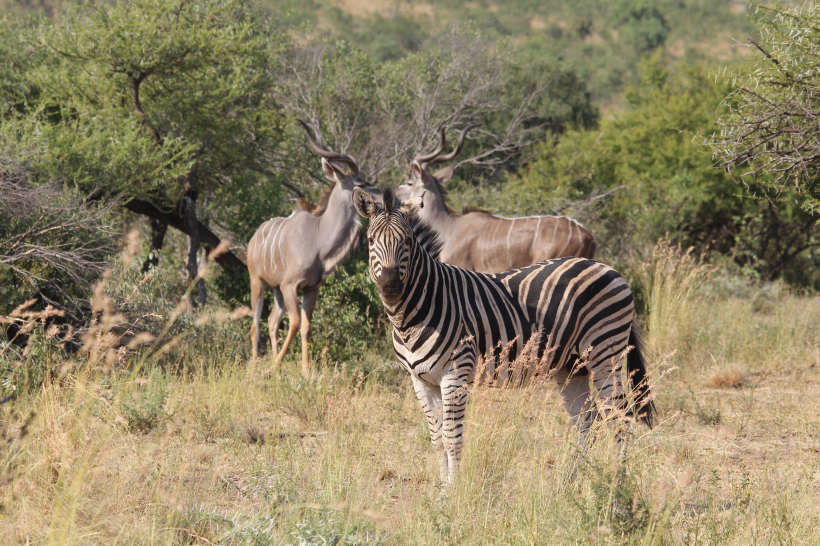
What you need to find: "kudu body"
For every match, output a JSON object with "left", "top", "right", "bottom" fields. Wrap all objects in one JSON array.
[
  {"left": 247, "top": 122, "right": 377, "bottom": 375},
  {"left": 394, "top": 127, "right": 596, "bottom": 274}
]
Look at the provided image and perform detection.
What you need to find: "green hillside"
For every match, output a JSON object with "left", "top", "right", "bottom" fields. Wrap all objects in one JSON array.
[{"left": 268, "top": 0, "right": 756, "bottom": 106}]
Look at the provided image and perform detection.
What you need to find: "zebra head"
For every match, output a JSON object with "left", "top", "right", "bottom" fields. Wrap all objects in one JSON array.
[{"left": 353, "top": 187, "right": 424, "bottom": 306}]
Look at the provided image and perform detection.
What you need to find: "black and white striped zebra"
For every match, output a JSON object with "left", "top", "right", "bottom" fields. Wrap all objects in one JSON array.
[{"left": 352, "top": 187, "right": 653, "bottom": 485}]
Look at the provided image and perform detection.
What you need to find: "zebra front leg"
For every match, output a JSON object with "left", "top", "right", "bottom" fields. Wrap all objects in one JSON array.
[
  {"left": 553, "top": 366, "right": 598, "bottom": 484},
  {"left": 410, "top": 374, "right": 447, "bottom": 482},
  {"left": 440, "top": 355, "right": 473, "bottom": 486}
]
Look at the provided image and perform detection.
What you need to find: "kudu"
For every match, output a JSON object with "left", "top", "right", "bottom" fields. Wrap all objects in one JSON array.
[
  {"left": 394, "top": 126, "right": 596, "bottom": 273},
  {"left": 247, "top": 121, "right": 379, "bottom": 376}
]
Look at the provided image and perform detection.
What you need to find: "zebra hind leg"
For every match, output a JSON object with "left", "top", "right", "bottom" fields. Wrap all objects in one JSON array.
[
  {"left": 589, "top": 357, "right": 632, "bottom": 464},
  {"left": 553, "top": 367, "right": 598, "bottom": 483},
  {"left": 553, "top": 367, "right": 598, "bottom": 447}
]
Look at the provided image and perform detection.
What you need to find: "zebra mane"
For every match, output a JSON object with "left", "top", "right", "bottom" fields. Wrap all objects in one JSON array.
[
  {"left": 382, "top": 187, "right": 396, "bottom": 214},
  {"left": 408, "top": 214, "right": 443, "bottom": 261}
]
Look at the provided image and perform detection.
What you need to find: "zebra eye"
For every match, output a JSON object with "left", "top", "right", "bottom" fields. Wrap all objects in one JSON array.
[
  {"left": 404, "top": 236, "right": 411, "bottom": 245},
  {"left": 367, "top": 237, "right": 374, "bottom": 245}
]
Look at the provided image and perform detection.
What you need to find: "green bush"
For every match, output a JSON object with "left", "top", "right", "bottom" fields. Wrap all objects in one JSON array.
[{"left": 308, "top": 257, "right": 391, "bottom": 366}]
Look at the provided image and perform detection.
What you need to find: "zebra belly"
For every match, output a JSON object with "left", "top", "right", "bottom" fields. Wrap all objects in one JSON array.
[{"left": 471, "top": 258, "right": 633, "bottom": 375}]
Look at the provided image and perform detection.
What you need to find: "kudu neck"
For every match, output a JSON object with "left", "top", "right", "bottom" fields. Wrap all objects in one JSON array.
[
  {"left": 420, "top": 184, "right": 458, "bottom": 238},
  {"left": 316, "top": 184, "right": 359, "bottom": 262}
]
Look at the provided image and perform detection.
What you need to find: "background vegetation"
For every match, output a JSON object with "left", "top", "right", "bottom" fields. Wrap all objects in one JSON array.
[{"left": 1, "top": 0, "right": 820, "bottom": 544}]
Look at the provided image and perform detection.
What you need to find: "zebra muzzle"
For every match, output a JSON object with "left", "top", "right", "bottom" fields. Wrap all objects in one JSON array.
[{"left": 378, "top": 267, "right": 403, "bottom": 303}]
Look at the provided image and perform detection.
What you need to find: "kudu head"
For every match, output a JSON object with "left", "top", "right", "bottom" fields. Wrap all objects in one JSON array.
[
  {"left": 298, "top": 120, "right": 377, "bottom": 195},
  {"left": 352, "top": 187, "right": 424, "bottom": 305},
  {"left": 394, "top": 124, "right": 478, "bottom": 209}
]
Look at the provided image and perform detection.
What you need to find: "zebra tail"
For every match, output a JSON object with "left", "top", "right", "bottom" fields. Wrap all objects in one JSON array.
[{"left": 627, "top": 320, "right": 654, "bottom": 428}]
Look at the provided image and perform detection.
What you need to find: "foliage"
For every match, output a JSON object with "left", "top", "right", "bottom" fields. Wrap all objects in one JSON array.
[
  {"left": 120, "top": 367, "right": 170, "bottom": 433},
  {"left": 308, "top": 257, "right": 390, "bottom": 367},
  {"left": 0, "top": 16, "right": 43, "bottom": 118},
  {"left": 0, "top": 303, "right": 69, "bottom": 396},
  {"left": 0, "top": 0, "right": 292, "bottom": 306},
  {"left": 17, "top": 0, "right": 284, "bottom": 204},
  {"left": 503, "top": 57, "right": 820, "bottom": 285},
  {"left": 295, "top": 0, "right": 756, "bottom": 105},
  {"left": 637, "top": 239, "right": 715, "bottom": 357},
  {"left": 610, "top": 0, "right": 669, "bottom": 53},
  {"left": 712, "top": 1, "right": 820, "bottom": 216},
  {"left": 273, "top": 27, "right": 598, "bottom": 191}
]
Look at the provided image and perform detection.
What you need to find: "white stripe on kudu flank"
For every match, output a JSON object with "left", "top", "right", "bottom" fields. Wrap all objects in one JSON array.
[
  {"left": 531, "top": 216, "right": 542, "bottom": 258},
  {"left": 506, "top": 219, "right": 515, "bottom": 266},
  {"left": 558, "top": 217, "right": 572, "bottom": 258}
]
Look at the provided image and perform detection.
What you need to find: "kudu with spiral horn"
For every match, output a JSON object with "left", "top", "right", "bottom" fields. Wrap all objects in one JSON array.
[
  {"left": 394, "top": 125, "right": 595, "bottom": 273},
  {"left": 246, "top": 121, "right": 380, "bottom": 376}
]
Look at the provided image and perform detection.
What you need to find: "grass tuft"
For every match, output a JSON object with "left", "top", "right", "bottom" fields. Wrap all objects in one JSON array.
[{"left": 705, "top": 364, "right": 745, "bottom": 389}]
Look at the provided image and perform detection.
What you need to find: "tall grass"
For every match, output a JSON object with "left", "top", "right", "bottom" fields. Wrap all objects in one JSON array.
[
  {"left": 640, "top": 238, "right": 715, "bottom": 357},
  {"left": 2, "top": 237, "right": 820, "bottom": 544}
]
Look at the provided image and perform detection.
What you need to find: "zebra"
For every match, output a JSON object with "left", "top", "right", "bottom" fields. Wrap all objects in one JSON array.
[{"left": 352, "top": 187, "right": 653, "bottom": 485}]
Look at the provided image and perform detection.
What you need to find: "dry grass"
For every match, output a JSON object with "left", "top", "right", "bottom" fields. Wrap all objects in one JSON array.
[
  {"left": 2, "top": 248, "right": 820, "bottom": 545},
  {"left": 705, "top": 365, "right": 745, "bottom": 389}
]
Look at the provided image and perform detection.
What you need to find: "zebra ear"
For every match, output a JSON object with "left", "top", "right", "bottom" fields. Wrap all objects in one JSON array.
[
  {"left": 399, "top": 192, "right": 425, "bottom": 218},
  {"left": 353, "top": 187, "right": 376, "bottom": 218}
]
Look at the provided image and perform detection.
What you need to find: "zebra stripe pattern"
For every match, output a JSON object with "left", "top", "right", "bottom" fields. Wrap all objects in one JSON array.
[{"left": 353, "top": 187, "right": 653, "bottom": 485}]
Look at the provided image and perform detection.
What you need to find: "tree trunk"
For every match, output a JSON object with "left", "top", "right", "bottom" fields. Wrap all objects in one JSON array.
[
  {"left": 142, "top": 217, "right": 168, "bottom": 272},
  {"left": 181, "top": 173, "right": 207, "bottom": 308},
  {"left": 199, "top": 197, "right": 212, "bottom": 273},
  {"left": 123, "top": 198, "right": 247, "bottom": 277}
]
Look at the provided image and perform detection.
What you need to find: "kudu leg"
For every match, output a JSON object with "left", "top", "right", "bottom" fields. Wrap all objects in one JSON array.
[
  {"left": 268, "top": 288, "right": 286, "bottom": 356},
  {"left": 299, "top": 288, "right": 319, "bottom": 378},
  {"left": 249, "top": 276, "right": 267, "bottom": 363},
  {"left": 272, "top": 284, "right": 300, "bottom": 370}
]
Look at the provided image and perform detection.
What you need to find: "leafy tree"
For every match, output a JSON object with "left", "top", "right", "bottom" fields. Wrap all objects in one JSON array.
[
  {"left": 273, "top": 26, "right": 598, "bottom": 192},
  {"left": 610, "top": 0, "right": 669, "bottom": 52},
  {"left": 5, "top": 0, "right": 285, "bottom": 305},
  {"left": 712, "top": 1, "right": 820, "bottom": 216}
]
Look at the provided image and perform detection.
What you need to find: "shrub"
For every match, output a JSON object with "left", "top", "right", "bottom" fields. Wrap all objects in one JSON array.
[{"left": 308, "top": 258, "right": 391, "bottom": 366}]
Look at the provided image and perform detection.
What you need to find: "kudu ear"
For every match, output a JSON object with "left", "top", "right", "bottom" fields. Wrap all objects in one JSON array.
[
  {"left": 432, "top": 165, "right": 456, "bottom": 183},
  {"left": 321, "top": 158, "right": 346, "bottom": 183},
  {"left": 353, "top": 187, "right": 377, "bottom": 218},
  {"left": 410, "top": 160, "right": 425, "bottom": 182},
  {"left": 399, "top": 192, "right": 425, "bottom": 218}
]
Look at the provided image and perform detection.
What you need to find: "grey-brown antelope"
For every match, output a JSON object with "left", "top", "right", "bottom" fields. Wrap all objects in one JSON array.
[
  {"left": 394, "top": 126, "right": 596, "bottom": 273},
  {"left": 247, "top": 121, "right": 379, "bottom": 376}
]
